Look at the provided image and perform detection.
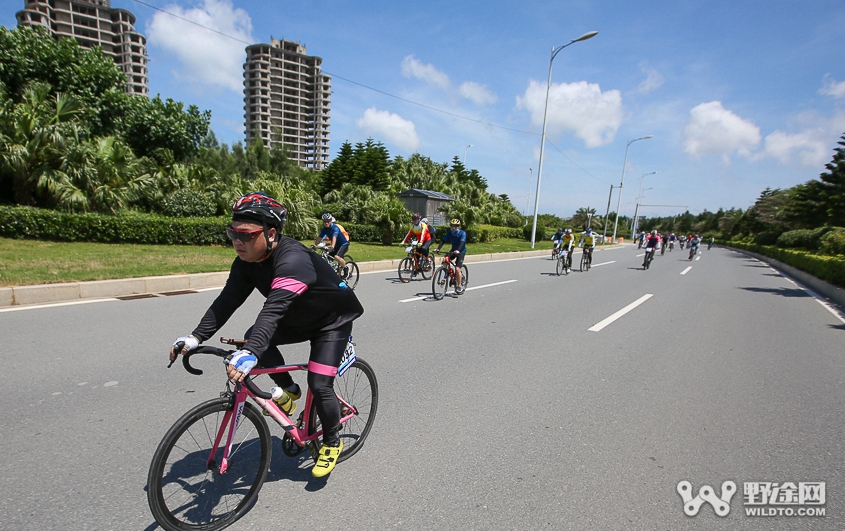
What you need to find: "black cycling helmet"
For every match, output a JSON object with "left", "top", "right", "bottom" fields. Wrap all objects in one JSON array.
[{"left": 232, "top": 192, "right": 287, "bottom": 231}]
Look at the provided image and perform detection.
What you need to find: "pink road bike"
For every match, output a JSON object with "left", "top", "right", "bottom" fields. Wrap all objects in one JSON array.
[{"left": 147, "top": 338, "right": 378, "bottom": 531}]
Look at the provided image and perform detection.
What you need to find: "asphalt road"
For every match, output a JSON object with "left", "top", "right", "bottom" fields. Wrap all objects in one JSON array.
[{"left": 1, "top": 244, "right": 843, "bottom": 530}]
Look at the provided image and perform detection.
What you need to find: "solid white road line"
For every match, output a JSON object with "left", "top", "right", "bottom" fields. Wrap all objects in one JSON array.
[
  {"left": 590, "top": 261, "right": 616, "bottom": 267},
  {"left": 588, "top": 294, "right": 654, "bottom": 332},
  {"left": 636, "top": 253, "right": 645, "bottom": 257},
  {"left": 0, "top": 298, "right": 118, "bottom": 313},
  {"left": 399, "top": 279, "right": 518, "bottom": 303},
  {"left": 680, "top": 266, "right": 692, "bottom": 275},
  {"left": 778, "top": 273, "right": 845, "bottom": 325}
]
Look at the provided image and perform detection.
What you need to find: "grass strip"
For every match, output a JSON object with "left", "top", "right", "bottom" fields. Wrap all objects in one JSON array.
[{"left": 0, "top": 237, "right": 557, "bottom": 287}]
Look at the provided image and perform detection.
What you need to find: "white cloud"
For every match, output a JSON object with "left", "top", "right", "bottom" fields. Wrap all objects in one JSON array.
[
  {"left": 682, "top": 101, "right": 761, "bottom": 161},
  {"left": 516, "top": 80, "right": 623, "bottom": 148},
  {"left": 400, "top": 56, "right": 450, "bottom": 89},
  {"left": 758, "top": 110, "right": 845, "bottom": 168},
  {"left": 637, "top": 64, "right": 664, "bottom": 94},
  {"left": 458, "top": 81, "right": 498, "bottom": 105},
  {"left": 356, "top": 107, "right": 420, "bottom": 152},
  {"left": 147, "top": 0, "right": 253, "bottom": 93},
  {"left": 819, "top": 76, "right": 845, "bottom": 99}
]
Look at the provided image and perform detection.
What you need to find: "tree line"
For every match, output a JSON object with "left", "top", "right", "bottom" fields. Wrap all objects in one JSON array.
[{"left": 0, "top": 27, "right": 524, "bottom": 243}]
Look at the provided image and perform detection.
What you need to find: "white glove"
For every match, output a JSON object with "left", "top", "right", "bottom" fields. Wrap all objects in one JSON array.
[
  {"left": 173, "top": 335, "right": 199, "bottom": 352},
  {"left": 227, "top": 350, "right": 258, "bottom": 376}
]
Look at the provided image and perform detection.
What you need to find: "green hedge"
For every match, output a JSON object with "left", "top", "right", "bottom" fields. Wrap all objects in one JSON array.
[
  {"left": 775, "top": 227, "right": 841, "bottom": 250},
  {"left": 0, "top": 206, "right": 231, "bottom": 245},
  {"left": 821, "top": 230, "right": 845, "bottom": 256},
  {"left": 725, "top": 241, "right": 845, "bottom": 289}
]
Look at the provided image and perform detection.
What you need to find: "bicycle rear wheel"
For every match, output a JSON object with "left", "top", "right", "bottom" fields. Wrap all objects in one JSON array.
[
  {"left": 147, "top": 398, "right": 271, "bottom": 531},
  {"left": 308, "top": 357, "right": 379, "bottom": 463},
  {"left": 432, "top": 267, "right": 448, "bottom": 300},
  {"left": 398, "top": 257, "right": 414, "bottom": 283},
  {"left": 344, "top": 261, "right": 360, "bottom": 289}
]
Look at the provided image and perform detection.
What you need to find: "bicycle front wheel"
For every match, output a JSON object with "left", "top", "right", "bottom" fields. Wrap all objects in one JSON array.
[
  {"left": 308, "top": 357, "right": 379, "bottom": 463},
  {"left": 432, "top": 267, "right": 448, "bottom": 300},
  {"left": 580, "top": 253, "right": 587, "bottom": 272},
  {"left": 147, "top": 398, "right": 271, "bottom": 531},
  {"left": 398, "top": 257, "right": 414, "bottom": 283},
  {"left": 344, "top": 261, "right": 360, "bottom": 289},
  {"left": 420, "top": 256, "right": 434, "bottom": 280},
  {"left": 458, "top": 265, "right": 469, "bottom": 293},
  {"left": 556, "top": 255, "right": 564, "bottom": 276}
]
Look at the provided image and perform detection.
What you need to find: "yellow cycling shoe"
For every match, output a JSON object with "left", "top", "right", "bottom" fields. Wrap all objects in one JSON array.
[{"left": 312, "top": 440, "right": 343, "bottom": 478}]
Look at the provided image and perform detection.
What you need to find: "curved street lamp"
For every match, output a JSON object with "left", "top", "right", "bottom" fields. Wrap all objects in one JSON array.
[
  {"left": 530, "top": 30, "right": 599, "bottom": 248},
  {"left": 631, "top": 172, "right": 655, "bottom": 235},
  {"left": 611, "top": 135, "right": 653, "bottom": 242},
  {"left": 463, "top": 144, "right": 473, "bottom": 165}
]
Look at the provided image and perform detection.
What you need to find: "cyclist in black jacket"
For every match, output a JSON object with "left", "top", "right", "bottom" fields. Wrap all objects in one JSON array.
[{"left": 169, "top": 192, "right": 363, "bottom": 478}]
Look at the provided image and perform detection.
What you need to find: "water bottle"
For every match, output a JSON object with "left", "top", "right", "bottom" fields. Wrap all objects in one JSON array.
[{"left": 270, "top": 387, "right": 285, "bottom": 400}]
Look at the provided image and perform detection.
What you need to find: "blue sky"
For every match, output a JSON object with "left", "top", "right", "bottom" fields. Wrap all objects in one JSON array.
[{"left": 3, "top": 0, "right": 845, "bottom": 220}]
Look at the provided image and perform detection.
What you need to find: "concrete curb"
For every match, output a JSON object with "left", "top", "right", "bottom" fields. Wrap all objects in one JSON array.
[
  {"left": 0, "top": 245, "right": 623, "bottom": 308},
  {"left": 727, "top": 246, "right": 845, "bottom": 311}
]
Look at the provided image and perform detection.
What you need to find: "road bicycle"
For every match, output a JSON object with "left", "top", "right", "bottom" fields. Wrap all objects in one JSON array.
[
  {"left": 579, "top": 247, "right": 593, "bottom": 272},
  {"left": 642, "top": 247, "right": 656, "bottom": 270},
  {"left": 431, "top": 250, "right": 468, "bottom": 300},
  {"left": 689, "top": 246, "right": 698, "bottom": 260},
  {"left": 555, "top": 246, "right": 572, "bottom": 276},
  {"left": 660, "top": 244, "right": 667, "bottom": 256},
  {"left": 668, "top": 241, "right": 674, "bottom": 252},
  {"left": 398, "top": 240, "right": 433, "bottom": 283},
  {"left": 313, "top": 241, "right": 359, "bottom": 289},
  {"left": 148, "top": 339, "right": 378, "bottom": 531},
  {"left": 707, "top": 240, "right": 713, "bottom": 250},
  {"left": 551, "top": 243, "right": 562, "bottom": 260}
]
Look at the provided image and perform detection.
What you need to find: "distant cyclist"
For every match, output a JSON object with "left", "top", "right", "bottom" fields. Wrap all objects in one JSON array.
[
  {"left": 579, "top": 227, "right": 597, "bottom": 265},
  {"left": 400, "top": 213, "right": 432, "bottom": 273},
  {"left": 551, "top": 228, "right": 565, "bottom": 254},
  {"left": 688, "top": 234, "right": 701, "bottom": 259},
  {"left": 707, "top": 236, "right": 714, "bottom": 250},
  {"left": 643, "top": 230, "right": 659, "bottom": 268},
  {"left": 434, "top": 218, "right": 467, "bottom": 294},
  {"left": 315, "top": 213, "right": 348, "bottom": 271}
]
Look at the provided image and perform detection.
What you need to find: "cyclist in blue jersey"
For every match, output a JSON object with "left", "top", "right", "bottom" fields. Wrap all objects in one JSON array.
[
  {"left": 315, "top": 213, "right": 348, "bottom": 271},
  {"left": 434, "top": 218, "right": 467, "bottom": 294}
]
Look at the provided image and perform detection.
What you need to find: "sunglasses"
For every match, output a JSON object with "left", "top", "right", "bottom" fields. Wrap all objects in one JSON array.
[{"left": 226, "top": 226, "right": 263, "bottom": 243}]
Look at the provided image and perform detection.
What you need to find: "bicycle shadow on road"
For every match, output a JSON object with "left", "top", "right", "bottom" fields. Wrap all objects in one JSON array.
[{"left": 739, "top": 286, "right": 811, "bottom": 298}]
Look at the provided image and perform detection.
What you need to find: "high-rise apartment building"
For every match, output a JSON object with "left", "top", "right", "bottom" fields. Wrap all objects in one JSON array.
[
  {"left": 243, "top": 38, "right": 331, "bottom": 170},
  {"left": 16, "top": 0, "right": 148, "bottom": 96}
]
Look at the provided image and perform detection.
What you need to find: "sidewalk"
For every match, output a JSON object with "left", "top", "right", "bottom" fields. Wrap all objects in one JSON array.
[{"left": 1, "top": 246, "right": 624, "bottom": 308}]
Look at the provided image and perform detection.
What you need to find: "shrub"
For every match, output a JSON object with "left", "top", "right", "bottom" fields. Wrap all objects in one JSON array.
[
  {"left": 160, "top": 189, "right": 218, "bottom": 218},
  {"left": 820, "top": 229, "right": 845, "bottom": 256},
  {"left": 776, "top": 227, "right": 836, "bottom": 250},
  {"left": 522, "top": 224, "right": 546, "bottom": 242},
  {"left": 754, "top": 231, "right": 782, "bottom": 246},
  {"left": 0, "top": 206, "right": 229, "bottom": 245}
]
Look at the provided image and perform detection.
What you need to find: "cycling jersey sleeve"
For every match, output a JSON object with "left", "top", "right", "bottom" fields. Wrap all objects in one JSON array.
[{"left": 191, "top": 259, "right": 255, "bottom": 343}]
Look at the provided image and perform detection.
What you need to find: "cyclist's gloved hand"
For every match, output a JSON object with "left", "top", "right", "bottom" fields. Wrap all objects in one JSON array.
[
  {"left": 226, "top": 350, "right": 258, "bottom": 382},
  {"left": 170, "top": 335, "right": 199, "bottom": 362}
]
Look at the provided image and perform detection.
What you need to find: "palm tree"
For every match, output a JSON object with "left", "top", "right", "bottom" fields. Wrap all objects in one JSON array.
[
  {"left": 571, "top": 207, "right": 597, "bottom": 230},
  {"left": 0, "top": 84, "right": 82, "bottom": 206}
]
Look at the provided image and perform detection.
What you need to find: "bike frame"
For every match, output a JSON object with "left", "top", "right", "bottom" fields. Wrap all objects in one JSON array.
[{"left": 211, "top": 364, "right": 358, "bottom": 474}]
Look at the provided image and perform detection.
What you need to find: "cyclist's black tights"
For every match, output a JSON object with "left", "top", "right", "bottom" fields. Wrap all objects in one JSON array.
[{"left": 244, "top": 322, "right": 353, "bottom": 447}]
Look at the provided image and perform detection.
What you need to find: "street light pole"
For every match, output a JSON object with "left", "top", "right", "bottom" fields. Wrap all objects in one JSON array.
[
  {"left": 525, "top": 167, "right": 532, "bottom": 225},
  {"left": 611, "top": 135, "right": 653, "bottom": 242},
  {"left": 530, "top": 30, "right": 598, "bottom": 248},
  {"left": 602, "top": 184, "right": 617, "bottom": 241},
  {"left": 463, "top": 144, "right": 473, "bottom": 165},
  {"left": 631, "top": 172, "right": 655, "bottom": 236}
]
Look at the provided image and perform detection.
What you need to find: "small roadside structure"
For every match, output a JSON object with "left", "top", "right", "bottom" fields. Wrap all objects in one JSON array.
[{"left": 396, "top": 189, "right": 455, "bottom": 226}]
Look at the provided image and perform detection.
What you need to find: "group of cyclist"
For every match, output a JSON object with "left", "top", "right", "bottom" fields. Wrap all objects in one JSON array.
[
  {"left": 399, "top": 213, "right": 468, "bottom": 291},
  {"left": 550, "top": 227, "right": 597, "bottom": 271},
  {"left": 638, "top": 230, "right": 709, "bottom": 268}
]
